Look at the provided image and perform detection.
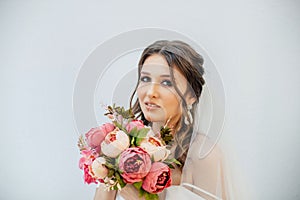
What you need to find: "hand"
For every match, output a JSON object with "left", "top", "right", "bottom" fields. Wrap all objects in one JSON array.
[
  {"left": 94, "top": 183, "right": 117, "bottom": 200},
  {"left": 118, "top": 184, "right": 145, "bottom": 200},
  {"left": 119, "top": 184, "right": 168, "bottom": 200}
]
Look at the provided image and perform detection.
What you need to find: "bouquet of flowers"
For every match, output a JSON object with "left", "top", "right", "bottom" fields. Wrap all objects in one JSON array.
[{"left": 77, "top": 105, "right": 180, "bottom": 200}]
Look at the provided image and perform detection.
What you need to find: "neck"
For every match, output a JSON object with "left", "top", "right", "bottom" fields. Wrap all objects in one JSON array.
[
  {"left": 151, "top": 122, "right": 165, "bottom": 136},
  {"left": 151, "top": 118, "right": 180, "bottom": 137}
]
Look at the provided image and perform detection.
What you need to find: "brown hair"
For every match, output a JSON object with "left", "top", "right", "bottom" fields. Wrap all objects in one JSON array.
[{"left": 130, "top": 40, "right": 205, "bottom": 165}]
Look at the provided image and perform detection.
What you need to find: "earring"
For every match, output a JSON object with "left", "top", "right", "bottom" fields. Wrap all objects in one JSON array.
[{"left": 184, "top": 105, "right": 193, "bottom": 125}]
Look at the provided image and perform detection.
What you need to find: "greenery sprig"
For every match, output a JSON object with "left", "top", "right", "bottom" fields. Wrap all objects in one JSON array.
[
  {"left": 104, "top": 104, "right": 135, "bottom": 120},
  {"left": 160, "top": 126, "right": 173, "bottom": 145}
]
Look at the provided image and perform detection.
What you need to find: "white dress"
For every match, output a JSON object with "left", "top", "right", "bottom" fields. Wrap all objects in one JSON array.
[
  {"left": 116, "top": 184, "right": 222, "bottom": 200},
  {"left": 115, "top": 134, "right": 229, "bottom": 200},
  {"left": 165, "top": 186, "right": 206, "bottom": 200},
  {"left": 116, "top": 187, "right": 203, "bottom": 200}
]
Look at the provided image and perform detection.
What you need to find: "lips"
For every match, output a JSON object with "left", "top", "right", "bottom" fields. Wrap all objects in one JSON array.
[{"left": 145, "top": 102, "right": 160, "bottom": 110}]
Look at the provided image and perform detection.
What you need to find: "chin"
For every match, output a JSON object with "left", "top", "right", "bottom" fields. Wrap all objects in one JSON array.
[{"left": 144, "top": 113, "right": 165, "bottom": 123}]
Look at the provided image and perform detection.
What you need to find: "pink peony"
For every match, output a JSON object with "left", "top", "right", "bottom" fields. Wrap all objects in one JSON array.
[
  {"left": 91, "top": 157, "right": 108, "bottom": 179},
  {"left": 79, "top": 149, "right": 98, "bottom": 169},
  {"left": 85, "top": 123, "right": 115, "bottom": 153},
  {"left": 79, "top": 150, "right": 104, "bottom": 184},
  {"left": 140, "top": 136, "right": 170, "bottom": 162},
  {"left": 142, "top": 162, "right": 172, "bottom": 194},
  {"left": 83, "top": 165, "right": 97, "bottom": 184},
  {"left": 126, "top": 120, "right": 144, "bottom": 133},
  {"left": 101, "top": 130, "right": 130, "bottom": 158},
  {"left": 119, "top": 147, "right": 152, "bottom": 183}
]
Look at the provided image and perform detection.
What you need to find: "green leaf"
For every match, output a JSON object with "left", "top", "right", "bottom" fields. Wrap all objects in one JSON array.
[
  {"left": 113, "top": 185, "right": 118, "bottom": 190},
  {"left": 111, "top": 104, "right": 135, "bottom": 120},
  {"left": 115, "top": 171, "right": 126, "bottom": 188},
  {"left": 160, "top": 126, "right": 173, "bottom": 145},
  {"left": 104, "top": 105, "right": 113, "bottom": 116},
  {"left": 135, "top": 137, "right": 144, "bottom": 146},
  {"left": 163, "top": 158, "right": 182, "bottom": 166},
  {"left": 104, "top": 156, "right": 116, "bottom": 169},
  {"left": 107, "top": 169, "right": 115, "bottom": 177},
  {"left": 167, "top": 163, "right": 175, "bottom": 169},
  {"left": 134, "top": 128, "right": 150, "bottom": 146},
  {"left": 145, "top": 193, "right": 159, "bottom": 200},
  {"left": 113, "top": 121, "right": 123, "bottom": 130},
  {"left": 129, "top": 127, "right": 139, "bottom": 137},
  {"left": 77, "top": 135, "right": 87, "bottom": 151},
  {"left": 172, "top": 159, "right": 182, "bottom": 166},
  {"left": 133, "top": 181, "right": 143, "bottom": 190},
  {"left": 137, "top": 128, "right": 150, "bottom": 137},
  {"left": 139, "top": 189, "right": 145, "bottom": 197},
  {"left": 130, "top": 137, "right": 136, "bottom": 147}
]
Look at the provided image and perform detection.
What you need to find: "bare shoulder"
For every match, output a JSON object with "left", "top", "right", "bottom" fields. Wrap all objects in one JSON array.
[
  {"left": 182, "top": 134, "right": 226, "bottom": 199},
  {"left": 188, "top": 133, "right": 223, "bottom": 162}
]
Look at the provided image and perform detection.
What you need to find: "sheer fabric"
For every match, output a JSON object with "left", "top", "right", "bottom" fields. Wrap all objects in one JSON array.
[
  {"left": 179, "top": 134, "right": 229, "bottom": 200},
  {"left": 114, "top": 136, "right": 231, "bottom": 200},
  {"left": 94, "top": 40, "right": 232, "bottom": 200},
  {"left": 177, "top": 80, "right": 230, "bottom": 200},
  {"left": 115, "top": 82, "right": 231, "bottom": 200}
]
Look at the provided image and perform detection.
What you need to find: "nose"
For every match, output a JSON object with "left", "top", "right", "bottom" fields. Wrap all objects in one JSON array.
[{"left": 146, "top": 82, "right": 160, "bottom": 98}]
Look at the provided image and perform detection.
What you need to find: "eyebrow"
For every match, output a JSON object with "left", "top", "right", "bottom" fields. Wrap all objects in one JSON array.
[{"left": 140, "top": 71, "right": 171, "bottom": 77}]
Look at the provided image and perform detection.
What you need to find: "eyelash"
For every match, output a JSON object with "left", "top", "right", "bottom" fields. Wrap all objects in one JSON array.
[
  {"left": 161, "top": 80, "right": 173, "bottom": 87},
  {"left": 140, "top": 76, "right": 151, "bottom": 83},
  {"left": 140, "top": 76, "right": 173, "bottom": 87}
]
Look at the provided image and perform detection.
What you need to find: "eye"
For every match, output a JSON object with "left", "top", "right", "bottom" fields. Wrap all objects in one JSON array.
[
  {"left": 140, "top": 76, "right": 151, "bottom": 83},
  {"left": 161, "top": 80, "right": 173, "bottom": 87}
]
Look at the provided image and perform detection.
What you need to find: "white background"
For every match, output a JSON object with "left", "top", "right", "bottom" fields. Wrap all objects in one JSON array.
[{"left": 1, "top": 0, "right": 300, "bottom": 200}]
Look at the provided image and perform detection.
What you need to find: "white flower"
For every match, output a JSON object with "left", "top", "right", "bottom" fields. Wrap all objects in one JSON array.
[
  {"left": 145, "top": 126, "right": 156, "bottom": 137},
  {"left": 101, "top": 130, "right": 130, "bottom": 158},
  {"left": 91, "top": 157, "right": 108, "bottom": 179},
  {"left": 140, "top": 136, "right": 170, "bottom": 162}
]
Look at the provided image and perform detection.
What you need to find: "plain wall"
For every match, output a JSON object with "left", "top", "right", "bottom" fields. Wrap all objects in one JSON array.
[{"left": 1, "top": 0, "right": 299, "bottom": 199}]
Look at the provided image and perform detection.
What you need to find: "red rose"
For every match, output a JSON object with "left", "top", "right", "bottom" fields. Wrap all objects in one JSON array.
[
  {"left": 119, "top": 147, "right": 151, "bottom": 183},
  {"left": 85, "top": 123, "right": 115, "bottom": 153},
  {"left": 142, "top": 162, "right": 172, "bottom": 193}
]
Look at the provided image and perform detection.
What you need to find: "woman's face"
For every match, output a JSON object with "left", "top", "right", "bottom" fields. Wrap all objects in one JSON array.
[{"left": 137, "top": 54, "right": 191, "bottom": 124}]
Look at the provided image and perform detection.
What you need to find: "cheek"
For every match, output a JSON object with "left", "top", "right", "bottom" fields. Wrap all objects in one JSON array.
[
  {"left": 163, "top": 94, "right": 181, "bottom": 112},
  {"left": 136, "top": 87, "right": 145, "bottom": 99},
  {"left": 164, "top": 89, "right": 181, "bottom": 104}
]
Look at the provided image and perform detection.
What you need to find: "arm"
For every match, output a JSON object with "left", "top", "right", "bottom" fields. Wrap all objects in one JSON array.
[
  {"left": 118, "top": 184, "right": 146, "bottom": 200},
  {"left": 94, "top": 183, "right": 147, "bottom": 200},
  {"left": 119, "top": 184, "right": 168, "bottom": 200},
  {"left": 94, "top": 183, "right": 117, "bottom": 200}
]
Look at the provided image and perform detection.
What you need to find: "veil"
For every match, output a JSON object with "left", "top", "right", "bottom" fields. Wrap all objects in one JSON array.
[
  {"left": 93, "top": 49, "right": 230, "bottom": 200},
  {"left": 73, "top": 29, "right": 231, "bottom": 200},
  {"left": 107, "top": 58, "right": 231, "bottom": 200},
  {"left": 168, "top": 58, "right": 230, "bottom": 200}
]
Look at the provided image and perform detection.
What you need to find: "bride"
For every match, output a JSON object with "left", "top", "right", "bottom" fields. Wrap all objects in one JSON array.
[{"left": 94, "top": 40, "right": 230, "bottom": 200}]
